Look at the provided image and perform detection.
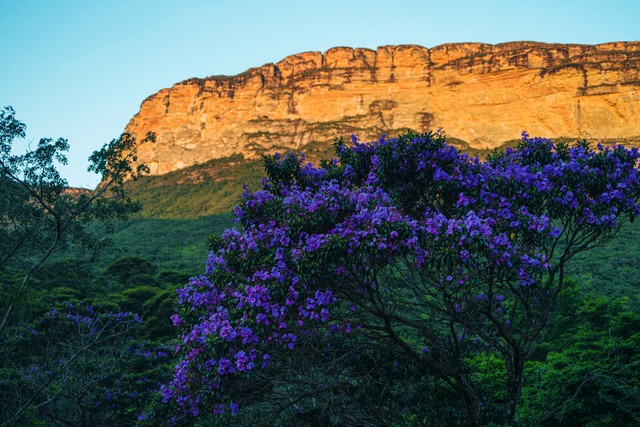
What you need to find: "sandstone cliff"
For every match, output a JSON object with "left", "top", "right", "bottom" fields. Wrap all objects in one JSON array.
[{"left": 125, "top": 41, "right": 640, "bottom": 175}]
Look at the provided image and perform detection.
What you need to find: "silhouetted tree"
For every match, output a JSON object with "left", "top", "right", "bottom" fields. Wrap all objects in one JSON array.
[{"left": 0, "top": 106, "right": 156, "bottom": 426}]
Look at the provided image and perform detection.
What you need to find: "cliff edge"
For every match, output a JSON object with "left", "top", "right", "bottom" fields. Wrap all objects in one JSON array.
[{"left": 125, "top": 41, "right": 640, "bottom": 174}]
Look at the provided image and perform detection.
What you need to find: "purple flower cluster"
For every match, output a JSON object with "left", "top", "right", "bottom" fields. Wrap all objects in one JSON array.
[
  {"left": 9, "top": 304, "right": 167, "bottom": 424},
  {"left": 161, "top": 131, "right": 640, "bottom": 423}
]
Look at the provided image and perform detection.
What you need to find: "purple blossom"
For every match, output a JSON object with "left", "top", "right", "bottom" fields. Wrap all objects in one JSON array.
[{"left": 159, "top": 130, "right": 640, "bottom": 423}]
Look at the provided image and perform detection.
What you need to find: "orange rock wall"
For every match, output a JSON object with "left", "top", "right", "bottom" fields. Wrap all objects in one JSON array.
[{"left": 125, "top": 41, "right": 640, "bottom": 174}]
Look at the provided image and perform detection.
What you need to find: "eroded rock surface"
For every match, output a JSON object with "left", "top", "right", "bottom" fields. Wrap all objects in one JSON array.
[{"left": 125, "top": 42, "right": 640, "bottom": 174}]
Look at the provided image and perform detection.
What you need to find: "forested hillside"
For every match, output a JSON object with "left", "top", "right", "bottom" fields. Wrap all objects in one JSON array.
[{"left": 2, "top": 106, "right": 640, "bottom": 426}]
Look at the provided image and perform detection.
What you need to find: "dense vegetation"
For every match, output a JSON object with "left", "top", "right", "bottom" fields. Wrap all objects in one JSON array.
[
  {"left": 2, "top": 106, "right": 640, "bottom": 427},
  {"left": 50, "top": 213, "right": 640, "bottom": 304},
  {"left": 123, "top": 154, "right": 264, "bottom": 218},
  {"left": 55, "top": 212, "right": 237, "bottom": 272},
  {"left": 0, "top": 106, "right": 173, "bottom": 427}
]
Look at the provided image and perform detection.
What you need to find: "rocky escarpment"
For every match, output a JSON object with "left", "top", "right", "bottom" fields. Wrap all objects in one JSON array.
[{"left": 125, "top": 41, "right": 640, "bottom": 174}]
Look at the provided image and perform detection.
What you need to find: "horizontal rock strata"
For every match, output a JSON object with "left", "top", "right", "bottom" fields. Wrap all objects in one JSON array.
[{"left": 125, "top": 41, "right": 640, "bottom": 174}]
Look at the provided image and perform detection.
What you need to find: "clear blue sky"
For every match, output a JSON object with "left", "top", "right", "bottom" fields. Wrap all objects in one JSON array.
[{"left": 2, "top": 0, "right": 639, "bottom": 188}]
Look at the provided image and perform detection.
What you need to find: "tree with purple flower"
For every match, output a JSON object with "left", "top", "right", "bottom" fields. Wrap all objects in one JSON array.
[{"left": 161, "top": 129, "right": 640, "bottom": 427}]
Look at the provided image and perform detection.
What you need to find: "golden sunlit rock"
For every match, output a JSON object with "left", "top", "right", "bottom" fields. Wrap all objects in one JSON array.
[{"left": 125, "top": 41, "right": 640, "bottom": 175}]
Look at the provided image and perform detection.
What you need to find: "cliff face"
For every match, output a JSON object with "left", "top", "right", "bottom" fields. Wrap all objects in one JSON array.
[{"left": 125, "top": 41, "right": 640, "bottom": 174}]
